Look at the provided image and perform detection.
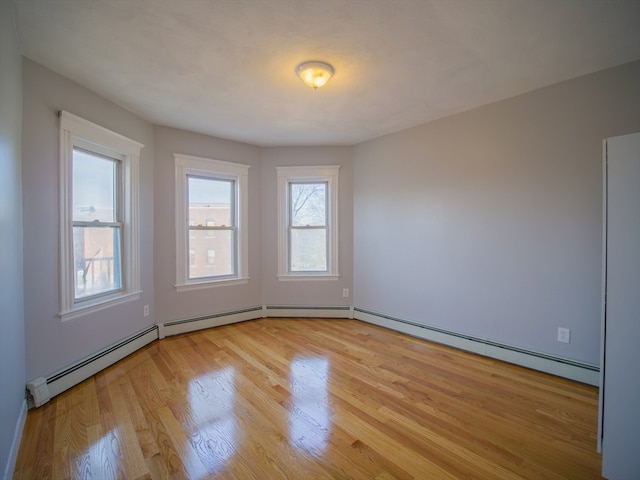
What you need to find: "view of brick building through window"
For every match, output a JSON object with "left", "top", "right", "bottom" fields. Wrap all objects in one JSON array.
[
  {"left": 187, "top": 202, "right": 234, "bottom": 278},
  {"left": 73, "top": 208, "right": 120, "bottom": 299},
  {"left": 187, "top": 172, "right": 235, "bottom": 279}
]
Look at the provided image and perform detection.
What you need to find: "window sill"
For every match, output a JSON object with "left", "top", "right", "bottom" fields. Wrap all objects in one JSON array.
[
  {"left": 175, "top": 277, "right": 250, "bottom": 292},
  {"left": 277, "top": 274, "right": 340, "bottom": 282},
  {"left": 59, "top": 290, "right": 141, "bottom": 322}
]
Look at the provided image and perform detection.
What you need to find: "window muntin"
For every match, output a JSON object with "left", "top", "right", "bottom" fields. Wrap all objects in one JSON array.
[
  {"left": 276, "top": 166, "right": 339, "bottom": 280},
  {"left": 59, "top": 111, "right": 143, "bottom": 320},
  {"left": 174, "top": 154, "right": 249, "bottom": 289}
]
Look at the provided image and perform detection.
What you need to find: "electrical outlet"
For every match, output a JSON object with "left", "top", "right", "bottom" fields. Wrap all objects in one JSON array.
[
  {"left": 144, "top": 304, "right": 149, "bottom": 317},
  {"left": 342, "top": 288, "right": 349, "bottom": 298},
  {"left": 557, "top": 327, "right": 571, "bottom": 343}
]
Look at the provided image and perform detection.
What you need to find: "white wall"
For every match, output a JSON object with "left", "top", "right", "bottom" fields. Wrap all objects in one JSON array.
[
  {"left": 153, "top": 126, "right": 262, "bottom": 323},
  {"left": 21, "top": 59, "right": 155, "bottom": 380},
  {"left": 354, "top": 60, "right": 640, "bottom": 365},
  {"left": 260, "top": 146, "right": 354, "bottom": 307},
  {"left": 0, "top": 0, "right": 26, "bottom": 476}
]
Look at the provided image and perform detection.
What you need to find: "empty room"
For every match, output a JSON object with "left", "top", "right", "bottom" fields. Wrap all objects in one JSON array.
[{"left": 2, "top": 0, "right": 640, "bottom": 478}]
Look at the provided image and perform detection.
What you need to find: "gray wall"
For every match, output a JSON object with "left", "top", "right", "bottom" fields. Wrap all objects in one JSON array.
[
  {"left": 260, "top": 146, "right": 354, "bottom": 306},
  {"left": 0, "top": 0, "right": 26, "bottom": 476},
  {"left": 153, "top": 126, "right": 262, "bottom": 323},
  {"left": 12, "top": 43, "right": 640, "bottom": 480},
  {"left": 22, "top": 58, "right": 155, "bottom": 380},
  {"left": 152, "top": 133, "right": 354, "bottom": 319},
  {"left": 354, "top": 60, "right": 640, "bottom": 365}
]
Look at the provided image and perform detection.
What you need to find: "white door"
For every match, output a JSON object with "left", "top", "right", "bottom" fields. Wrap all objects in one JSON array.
[{"left": 601, "top": 132, "right": 640, "bottom": 479}]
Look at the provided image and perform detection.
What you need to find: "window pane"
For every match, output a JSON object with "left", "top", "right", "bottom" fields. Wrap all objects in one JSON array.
[
  {"left": 188, "top": 176, "right": 233, "bottom": 227},
  {"left": 73, "top": 226, "right": 121, "bottom": 299},
  {"left": 290, "top": 183, "right": 326, "bottom": 227},
  {"left": 188, "top": 230, "right": 234, "bottom": 278},
  {"left": 73, "top": 148, "right": 117, "bottom": 222},
  {"left": 290, "top": 228, "right": 327, "bottom": 272}
]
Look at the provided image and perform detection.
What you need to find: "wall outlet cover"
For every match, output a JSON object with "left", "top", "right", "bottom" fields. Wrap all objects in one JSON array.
[{"left": 557, "top": 327, "right": 571, "bottom": 343}]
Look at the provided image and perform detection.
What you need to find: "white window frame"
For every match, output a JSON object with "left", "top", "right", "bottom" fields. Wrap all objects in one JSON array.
[
  {"left": 59, "top": 111, "right": 143, "bottom": 320},
  {"left": 174, "top": 154, "right": 249, "bottom": 290},
  {"left": 277, "top": 165, "right": 340, "bottom": 281}
]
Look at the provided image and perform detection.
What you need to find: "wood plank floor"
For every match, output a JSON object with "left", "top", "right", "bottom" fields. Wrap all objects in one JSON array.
[{"left": 14, "top": 318, "right": 603, "bottom": 479}]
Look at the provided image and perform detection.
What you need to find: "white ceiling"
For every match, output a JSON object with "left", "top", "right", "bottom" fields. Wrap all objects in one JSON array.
[{"left": 11, "top": 0, "right": 640, "bottom": 146}]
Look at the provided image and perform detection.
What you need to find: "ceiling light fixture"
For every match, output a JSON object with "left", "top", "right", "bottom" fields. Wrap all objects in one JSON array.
[{"left": 296, "top": 61, "right": 334, "bottom": 89}]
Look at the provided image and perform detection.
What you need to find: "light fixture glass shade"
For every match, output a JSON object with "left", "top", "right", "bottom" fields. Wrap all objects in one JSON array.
[{"left": 296, "top": 61, "right": 334, "bottom": 89}]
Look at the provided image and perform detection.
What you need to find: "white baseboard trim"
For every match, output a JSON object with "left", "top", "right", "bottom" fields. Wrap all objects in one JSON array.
[
  {"left": 3, "top": 399, "right": 27, "bottom": 480},
  {"left": 162, "top": 306, "right": 264, "bottom": 337},
  {"left": 354, "top": 308, "right": 599, "bottom": 386}
]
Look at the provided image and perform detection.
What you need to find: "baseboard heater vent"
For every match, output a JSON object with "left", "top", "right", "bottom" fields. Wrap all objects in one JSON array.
[
  {"left": 26, "top": 325, "right": 158, "bottom": 407},
  {"left": 161, "top": 305, "right": 352, "bottom": 337},
  {"left": 354, "top": 307, "right": 599, "bottom": 386},
  {"left": 161, "top": 306, "right": 264, "bottom": 337},
  {"left": 265, "top": 305, "right": 351, "bottom": 318}
]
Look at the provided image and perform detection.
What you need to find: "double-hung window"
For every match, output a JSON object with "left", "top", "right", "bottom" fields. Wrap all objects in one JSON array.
[
  {"left": 175, "top": 154, "right": 249, "bottom": 289},
  {"left": 72, "top": 148, "right": 122, "bottom": 298},
  {"left": 59, "top": 111, "right": 143, "bottom": 319},
  {"left": 277, "top": 165, "right": 340, "bottom": 280}
]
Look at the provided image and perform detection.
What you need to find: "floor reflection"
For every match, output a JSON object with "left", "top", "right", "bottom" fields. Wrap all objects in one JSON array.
[
  {"left": 79, "top": 428, "right": 121, "bottom": 479},
  {"left": 187, "top": 366, "right": 236, "bottom": 477},
  {"left": 289, "top": 357, "right": 331, "bottom": 454}
]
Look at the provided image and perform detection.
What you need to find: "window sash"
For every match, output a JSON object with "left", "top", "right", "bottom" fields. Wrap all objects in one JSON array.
[
  {"left": 174, "top": 154, "right": 249, "bottom": 290},
  {"left": 185, "top": 175, "right": 237, "bottom": 281},
  {"left": 288, "top": 225, "right": 328, "bottom": 273},
  {"left": 188, "top": 225, "right": 235, "bottom": 232},
  {"left": 73, "top": 224, "right": 123, "bottom": 301},
  {"left": 287, "top": 181, "right": 329, "bottom": 274},
  {"left": 288, "top": 181, "right": 328, "bottom": 227},
  {"left": 71, "top": 147, "right": 125, "bottom": 303},
  {"left": 186, "top": 227, "right": 237, "bottom": 280},
  {"left": 72, "top": 147, "right": 120, "bottom": 223}
]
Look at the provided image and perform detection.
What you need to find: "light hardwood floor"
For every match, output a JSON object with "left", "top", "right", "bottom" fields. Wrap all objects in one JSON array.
[{"left": 14, "top": 318, "right": 603, "bottom": 479}]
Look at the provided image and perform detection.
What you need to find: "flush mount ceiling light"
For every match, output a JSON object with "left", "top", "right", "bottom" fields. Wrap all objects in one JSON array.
[{"left": 296, "top": 61, "right": 334, "bottom": 89}]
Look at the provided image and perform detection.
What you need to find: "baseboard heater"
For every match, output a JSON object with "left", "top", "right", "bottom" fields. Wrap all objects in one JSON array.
[
  {"left": 25, "top": 305, "right": 351, "bottom": 408},
  {"left": 27, "top": 304, "right": 595, "bottom": 409},
  {"left": 26, "top": 325, "right": 158, "bottom": 407},
  {"left": 160, "top": 305, "right": 351, "bottom": 337},
  {"left": 354, "top": 308, "right": 600, "bottom": 386},
  {"left": 265, "top": 305, "right": 352, "bottom": 318},
  {"left": 160, "top": 306, "right": 264, "bottom": 337}
]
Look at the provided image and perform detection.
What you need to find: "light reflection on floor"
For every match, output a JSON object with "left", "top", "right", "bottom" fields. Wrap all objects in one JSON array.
[
  {"left": 186, "top": 366, "right": 237, "bottom": 478},
  {"left": 78, "top": 427, "right": 121, "bottom": 479},
  {"left": 289, "top": 357, "right": 331, "bottom": 454}
]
